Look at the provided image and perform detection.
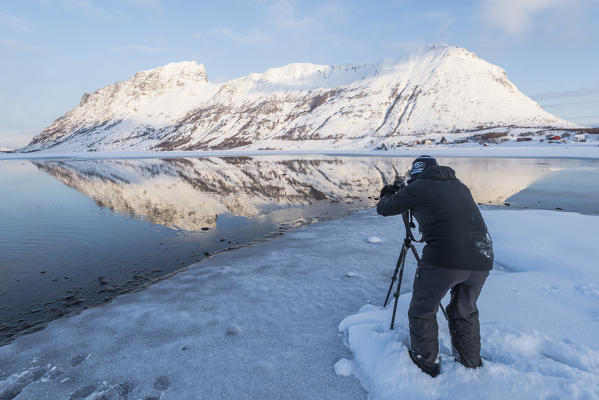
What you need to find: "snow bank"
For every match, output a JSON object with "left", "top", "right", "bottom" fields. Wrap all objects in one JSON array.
[{"left": 339, "top": 210, "right": 599, "bottom": 399}]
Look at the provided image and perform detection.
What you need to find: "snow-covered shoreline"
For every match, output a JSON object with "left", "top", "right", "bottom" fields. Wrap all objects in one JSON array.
[
  {"left": 1, "top": 208, "right": 598, "bottom": 399},
  {"left": 1, "top": 142, "right": 598, "bottom": 161}
]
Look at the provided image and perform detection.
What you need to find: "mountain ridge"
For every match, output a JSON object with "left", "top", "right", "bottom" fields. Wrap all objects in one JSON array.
[{"left": 22, "top": 44, "right": 579, "bottom": 152}]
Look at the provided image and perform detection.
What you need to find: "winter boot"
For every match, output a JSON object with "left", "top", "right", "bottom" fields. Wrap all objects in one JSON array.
[
  {"left": 452, "top": 346, "right": 482, "bottom": 369},
  {"left": 408, "top": 350, "right": 440, "bottom": 377}
]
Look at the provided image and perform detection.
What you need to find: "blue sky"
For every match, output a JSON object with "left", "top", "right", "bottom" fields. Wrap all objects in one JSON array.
[{"left": 1, "top": 0, "right": 598, "bottom": 148}]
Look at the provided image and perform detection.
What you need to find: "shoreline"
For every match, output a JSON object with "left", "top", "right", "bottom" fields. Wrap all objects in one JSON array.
[
  {"left": 1, "top": 143, "right": 599, "bottom": 161},
  {"left": 0, "top": 205, "right": 361, "bottom": 347}
]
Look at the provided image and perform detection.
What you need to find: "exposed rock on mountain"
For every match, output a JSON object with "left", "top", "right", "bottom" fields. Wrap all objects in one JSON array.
[{"left": 22, "top": 45, "right": 577, "bottom": 152}]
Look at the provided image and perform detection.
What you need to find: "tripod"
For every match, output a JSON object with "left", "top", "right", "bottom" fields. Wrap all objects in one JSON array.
[{"left": 383, "top": 211, "right": 448, "bottom": 330}]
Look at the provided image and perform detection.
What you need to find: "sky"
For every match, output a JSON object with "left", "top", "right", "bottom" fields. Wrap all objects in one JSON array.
[{"left": 1, "top": 0, "right": 598, "bottom": 149}]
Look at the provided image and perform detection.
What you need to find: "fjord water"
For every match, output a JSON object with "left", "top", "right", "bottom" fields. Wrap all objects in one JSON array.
[{"left": 0, "top": 155, "right": 597, "bottom": 345}]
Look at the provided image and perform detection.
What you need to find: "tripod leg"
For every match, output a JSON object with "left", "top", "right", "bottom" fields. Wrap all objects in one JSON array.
[
  {"left": 390, "top": 245, "right": 407, "bottom": 330},
  {"left": 440, "top": 304, "right": 449, "bottom": 320},
  {"left": 384, "top": 247, "right": 405, "bottom": 307},
  {"left": 408, "top": 244, "right": 421, "bottom": 263}
]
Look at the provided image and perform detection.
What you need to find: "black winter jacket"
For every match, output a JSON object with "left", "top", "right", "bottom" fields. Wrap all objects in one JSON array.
[{"left": 377, "top": 166, "right": 493, "bottom": 271}]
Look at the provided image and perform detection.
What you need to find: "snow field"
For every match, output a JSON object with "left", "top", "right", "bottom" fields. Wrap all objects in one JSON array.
[
  {"left": 0, "top": 209, "right": 597, "bottom": 399},
  {"left": 338, "top": 210, "right": 599, "bottom": 399}
]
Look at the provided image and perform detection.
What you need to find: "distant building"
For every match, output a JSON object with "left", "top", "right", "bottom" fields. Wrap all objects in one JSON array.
[
  {"left": 548, "top": 135, "right": 562, "bottom": 143},
  {"left": 517, "top": 137, "right": 533, "bottom": 142},
  {"left": 574, "top": 133, "right": 587, "bottom": 142}
]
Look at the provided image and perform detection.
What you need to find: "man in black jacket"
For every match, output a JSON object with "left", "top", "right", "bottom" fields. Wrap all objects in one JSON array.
[{"left": 377, "top": 155, "right": 493, "bottom": 377}]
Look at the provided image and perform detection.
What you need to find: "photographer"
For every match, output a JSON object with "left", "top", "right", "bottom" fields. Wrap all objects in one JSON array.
[{"left": 377, "top": 155, "right": 493, "bottom": 377}]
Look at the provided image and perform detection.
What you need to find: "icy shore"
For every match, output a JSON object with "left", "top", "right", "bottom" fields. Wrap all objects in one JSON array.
[{"left": 0, "top": 208, "right": 598, "bottom": 399}]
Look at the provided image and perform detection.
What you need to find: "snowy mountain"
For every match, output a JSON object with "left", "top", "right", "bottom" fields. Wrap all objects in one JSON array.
[{"left": 22, "top": 44, "right": 577, "bottom": 152}]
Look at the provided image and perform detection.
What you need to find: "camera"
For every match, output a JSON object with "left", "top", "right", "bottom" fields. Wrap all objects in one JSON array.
[
  {"left": 380, "top": 177, "right": 406, "bottom": 198},
  {"left": 392, "top": 177, "right": 406, "bottom": 191}
]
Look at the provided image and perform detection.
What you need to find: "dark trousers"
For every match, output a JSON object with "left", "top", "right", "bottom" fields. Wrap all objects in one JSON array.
[{"left": 408, "top": 263, "right": 489, "bottom": 367}]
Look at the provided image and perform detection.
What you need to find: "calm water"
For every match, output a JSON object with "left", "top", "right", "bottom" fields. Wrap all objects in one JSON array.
[{"left": 1, "top": 155, "right": 598, "bottom": 345}]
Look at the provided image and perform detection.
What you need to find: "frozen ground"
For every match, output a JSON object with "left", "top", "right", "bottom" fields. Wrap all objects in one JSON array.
[
  {"left": 1, "top": 141, "right": 598, "bottom": 161},
  {"left": 0, "top": 208, "right": 598, "bottom": 399}
]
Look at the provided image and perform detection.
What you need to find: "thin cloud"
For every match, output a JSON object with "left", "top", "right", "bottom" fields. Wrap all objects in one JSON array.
[
  {"left": 266, "top": 0, "right": 348, "bottom": 31},
  {"left": 533, "top": 86, "right": 599, "bottom": 100},
  {"left": 123, "top": 0, "right": 162, "bottom": 6},
  {"left": 0, "top": 12, "right": 34, "bottom": 32},
  {"left": 114, "top": 44, "right": 167, "bottom": 53},
  {"left": 267, "top": 0, "right": 312, "bottom": 30},
  {"left": 540, "top": 98, "right": 599, "bottom": 108},
  {"left": 63, "top": 0, "right": 122, "bottom": 22},
  {"left": 194, "top": 28, "right": 272, "bottom": 46},
  {"left": 194, "top": 1, "right": 348, "bottom": 49},
  {"left": 418, "top": 10, "right": 455, "bottom": 35},
  {"left": 0, "top": 37, "right": 24, "bottom": 49},
  {"left": 478, "top": 0, "right": 573, "bottom": 35}
]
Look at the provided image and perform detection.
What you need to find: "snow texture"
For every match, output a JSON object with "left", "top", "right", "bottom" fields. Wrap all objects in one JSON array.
[
  {"left": 0, "top": 209, "right": 598, "bottom": 400},
  {"left": 21, "top": 44, "right": 579, "bottom": 153}
]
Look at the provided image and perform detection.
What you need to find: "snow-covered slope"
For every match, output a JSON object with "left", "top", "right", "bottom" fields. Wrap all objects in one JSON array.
[{"left": 22, "top": 44, "right": 577, "bottom": 152}]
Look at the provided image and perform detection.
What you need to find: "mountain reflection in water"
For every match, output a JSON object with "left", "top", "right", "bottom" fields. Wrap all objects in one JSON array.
[{"left": 32, "top": 156, "right": 559, "bottom": 231}]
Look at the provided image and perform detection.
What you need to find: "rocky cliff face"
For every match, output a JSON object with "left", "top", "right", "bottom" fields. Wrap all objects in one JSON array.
[{"left": 22, "top": 44, "right": 577, "bottom": 152}]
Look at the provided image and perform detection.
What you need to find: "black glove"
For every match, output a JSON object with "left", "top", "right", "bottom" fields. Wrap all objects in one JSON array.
[
  {"left": 380, "top": 184, "right": 397, "bottom": 198},
  {"left": 392, "top": 178, "right": 406, "bottom": 191},
  {"left": 379, "top": 178, "right": 406, "bottom": 198}
]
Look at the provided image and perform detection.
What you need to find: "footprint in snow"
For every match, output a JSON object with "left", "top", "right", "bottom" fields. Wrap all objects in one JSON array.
[
  {"left": 226, "top": 324, "right": 241, "bottom": 336},
  {"left": 117, "top": 381, "right": 135, "bottom": 398},
  {"left": 69, "top": 384, "right": 97, "bottom": 400},
  {"left": 69, "top": 353, "right": 90, "bottom": 367},
  {"left": 538, "top": 284, "right": 560, "bottom": 293},
  {"left": 153, "top": 375, "right": 170, "bottom": 391},
  {"left": 0, "top": 367, "right": 47, "bottom": 400}
]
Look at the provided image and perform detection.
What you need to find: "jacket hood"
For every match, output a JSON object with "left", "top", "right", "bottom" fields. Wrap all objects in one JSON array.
[{"left": 418, "top": 166, "right": 456, "bottom": 181}]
